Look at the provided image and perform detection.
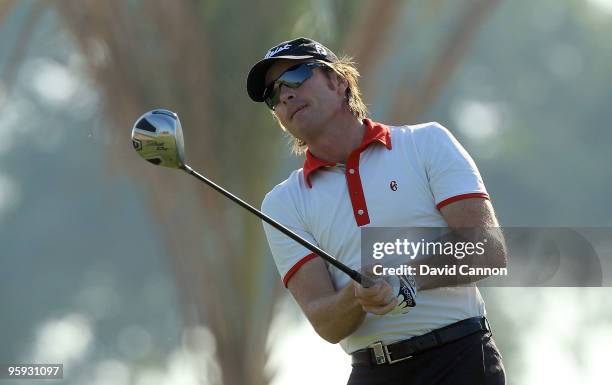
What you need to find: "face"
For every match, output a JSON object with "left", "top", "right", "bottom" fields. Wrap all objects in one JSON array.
[{"left": 264, "top": 59, "right": 348, "bottom": 144}]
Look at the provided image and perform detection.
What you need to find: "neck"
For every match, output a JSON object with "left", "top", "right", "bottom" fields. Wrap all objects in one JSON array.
[{"left": 306, "top": 111, "right": 365, "bottom": 164}]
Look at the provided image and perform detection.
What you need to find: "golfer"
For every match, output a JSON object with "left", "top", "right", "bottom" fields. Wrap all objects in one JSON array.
[{"left": 248, "top": 37, "right": 506, "bottom": 385}]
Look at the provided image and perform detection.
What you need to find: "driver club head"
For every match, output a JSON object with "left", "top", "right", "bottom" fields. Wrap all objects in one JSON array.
[{"left": 131, "top": 109, "right": 186, "bottom": 169}]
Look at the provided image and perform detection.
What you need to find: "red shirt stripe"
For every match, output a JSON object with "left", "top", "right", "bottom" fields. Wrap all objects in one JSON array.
[{"left": 436, "top": 192, "right": 490, "bottom": 210}]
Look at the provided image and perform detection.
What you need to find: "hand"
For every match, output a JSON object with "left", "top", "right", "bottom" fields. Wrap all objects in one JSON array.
[{"left": 353, "top": 279, "right": 398, "bottom": 315}]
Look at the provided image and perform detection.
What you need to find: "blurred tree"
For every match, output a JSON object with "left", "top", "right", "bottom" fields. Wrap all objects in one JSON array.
[
  {"left": 50, "top": 2, "right": 292, "bottom": 384},
  {"left": 389, "top": 0, "right": 501, "bottom": 121},
  {"left": 0, "top": 0, "right": 44, "bottom": 96}
]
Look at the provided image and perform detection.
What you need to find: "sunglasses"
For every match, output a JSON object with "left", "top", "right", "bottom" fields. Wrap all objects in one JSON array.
[{"left": 264, "top": 62, "right": 327, "bottom": 110}]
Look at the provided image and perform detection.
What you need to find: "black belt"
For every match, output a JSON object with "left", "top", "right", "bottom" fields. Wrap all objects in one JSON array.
[{"left": 351, "top": 316, "right": 491, "bottom": 366}]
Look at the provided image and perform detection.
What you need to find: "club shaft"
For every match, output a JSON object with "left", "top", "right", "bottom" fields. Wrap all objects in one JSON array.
[{"left": 182, "top": 164, "right": 373, "bottom": 286}]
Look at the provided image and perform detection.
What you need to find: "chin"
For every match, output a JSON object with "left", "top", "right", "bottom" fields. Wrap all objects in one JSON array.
[{"left": 296, "top": 108, "right": 325, "bottom": 127}]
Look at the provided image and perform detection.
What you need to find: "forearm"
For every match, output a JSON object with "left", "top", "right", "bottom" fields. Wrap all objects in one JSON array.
[
  {"left": 303, "top": 282, "right": 366, "bottom": 344},
  {"left": 414, "top": 227, "right": 507, "bottom": 290}
]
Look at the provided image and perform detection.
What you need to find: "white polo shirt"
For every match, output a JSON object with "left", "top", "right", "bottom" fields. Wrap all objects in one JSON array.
[{"left": 261, "top": 118, "right": 490, "bottom": 354}]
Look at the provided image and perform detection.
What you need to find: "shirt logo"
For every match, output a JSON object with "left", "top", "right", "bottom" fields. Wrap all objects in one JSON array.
[
  {"left": 390, "top": 181, "right": 398, "bottom": 191},
  {"left": 264, "top": 44, "right": 291, "bottom": 59}
]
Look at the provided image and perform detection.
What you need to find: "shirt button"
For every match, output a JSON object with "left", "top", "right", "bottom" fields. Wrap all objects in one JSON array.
[
  {"left": 357, "top": 209, "right": 364, "bottom": 215},
  {"left": 349, "top": 168, "right": 355, "bottom": 174}
]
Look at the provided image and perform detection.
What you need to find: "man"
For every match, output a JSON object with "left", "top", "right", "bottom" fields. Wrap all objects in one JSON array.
[{"left": 247, "top": 37, "right": 506, "bottom": 385}]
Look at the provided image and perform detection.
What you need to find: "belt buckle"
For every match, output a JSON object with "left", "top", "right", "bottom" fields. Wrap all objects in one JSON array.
[{"left": 370, "top": 341, "right": 412, "bottom": 365}]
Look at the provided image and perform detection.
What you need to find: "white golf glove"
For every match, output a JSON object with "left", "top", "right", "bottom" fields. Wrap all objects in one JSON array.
[{"left": 388, "top": 274, "right": 418, "bottom": 315}]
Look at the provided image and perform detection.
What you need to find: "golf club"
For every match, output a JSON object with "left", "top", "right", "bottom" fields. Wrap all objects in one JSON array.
[{"left": 131, "top": 108, "right": 374, "bottom": 287}]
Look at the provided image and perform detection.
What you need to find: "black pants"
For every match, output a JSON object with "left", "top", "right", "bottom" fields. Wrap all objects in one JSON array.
[{"left": 347, "top": 331, "right": 505, "bottom": 385}]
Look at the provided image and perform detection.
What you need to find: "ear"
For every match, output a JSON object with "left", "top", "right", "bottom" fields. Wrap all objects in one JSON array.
[
  {"left": 328, "top": 71, "right": 348, "bottom": 96},
  {"left": 337, "top": 73, "right": 349, "bottom": 95}
]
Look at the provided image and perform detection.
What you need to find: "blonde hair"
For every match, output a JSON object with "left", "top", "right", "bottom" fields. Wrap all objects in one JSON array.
[{"left": 273, "top": 56, "right": 369, "bottom": 155}]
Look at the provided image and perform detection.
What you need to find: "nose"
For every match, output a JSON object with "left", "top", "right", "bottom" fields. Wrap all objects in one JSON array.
[{"left": 279, "top": 84, "right": 296, "bottom": 106}]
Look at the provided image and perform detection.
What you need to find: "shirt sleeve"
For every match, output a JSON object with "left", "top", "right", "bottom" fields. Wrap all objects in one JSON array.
[
  {"left": 415, "top": 122, "right": 490, "bottom": 209},
  {"left": 261, "top": 187, "right": 319, "bottom": 287}
]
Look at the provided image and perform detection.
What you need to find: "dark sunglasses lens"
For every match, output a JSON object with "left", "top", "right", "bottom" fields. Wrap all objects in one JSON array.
[
  {"left": 277, "top": 64, "right": 313, "bottom": 88},
  {"left": 265, "top": 84, "right": 281, "bottom": 110},
  {"left": 264, "top": 63, "right": 317, "bottom": 109}
]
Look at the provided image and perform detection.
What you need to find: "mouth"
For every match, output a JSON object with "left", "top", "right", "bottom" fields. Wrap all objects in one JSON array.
[{"left": 291, "top": 105, "right": 307, "bottom": 120}]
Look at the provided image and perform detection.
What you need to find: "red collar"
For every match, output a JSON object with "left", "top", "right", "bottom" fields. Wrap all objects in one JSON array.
[{"left": 303, "top": 118, "right": 392, "bottom": 188}]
